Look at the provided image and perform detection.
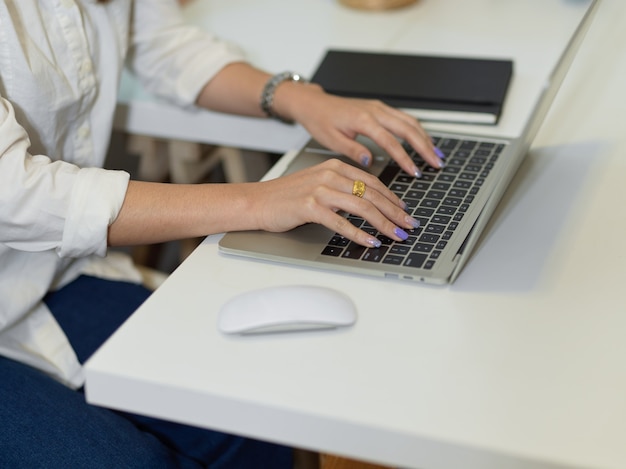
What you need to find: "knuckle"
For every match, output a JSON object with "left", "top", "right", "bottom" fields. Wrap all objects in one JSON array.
[{"left": 334, "top": 215, "right": 351, "bottom": 233}]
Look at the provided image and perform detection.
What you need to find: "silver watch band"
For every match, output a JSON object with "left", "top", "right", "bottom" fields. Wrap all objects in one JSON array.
[{"left": 260, "top": 71, "right": 307, "bottom": 124}]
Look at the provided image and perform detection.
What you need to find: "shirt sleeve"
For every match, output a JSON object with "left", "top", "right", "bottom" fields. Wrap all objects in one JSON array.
[
  {"left": 0, "top": 97, "right": 129, "bottom": 258},
  {"left": 126, "top": 0, "right": 248, "bottom": 107}
]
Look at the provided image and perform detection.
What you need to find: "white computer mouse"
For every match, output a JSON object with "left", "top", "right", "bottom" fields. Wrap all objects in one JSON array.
[{"left": 217, "top": 285, "right": 357, "bottom": 335}]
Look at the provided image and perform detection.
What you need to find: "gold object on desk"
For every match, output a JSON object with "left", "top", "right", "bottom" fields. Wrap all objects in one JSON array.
[{"left": 339, "top": 0, "right": 417, "bottom": 10}]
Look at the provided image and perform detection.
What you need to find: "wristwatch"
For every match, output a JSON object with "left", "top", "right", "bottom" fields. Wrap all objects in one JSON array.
[{"left": 260, "top": 71, "right": 307, "bottom": 124}]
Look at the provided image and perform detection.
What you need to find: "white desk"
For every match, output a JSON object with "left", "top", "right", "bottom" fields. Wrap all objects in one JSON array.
[{"left": 87, "top": 1, "right": 626, "bottom": 468}]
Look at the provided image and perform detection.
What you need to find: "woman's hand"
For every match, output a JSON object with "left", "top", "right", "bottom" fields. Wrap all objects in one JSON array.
[
  {"left": 197, "top": 63, "right": 445, "bottom": 177},
  {"left": 109, "top": 159, "right": 418, "bottom": 248},
  {"left": 249, "top": 159, "right": 419, "bottom": 248},
  {"left": 274, "top": 82, "right": 446, "bottom": 178}
]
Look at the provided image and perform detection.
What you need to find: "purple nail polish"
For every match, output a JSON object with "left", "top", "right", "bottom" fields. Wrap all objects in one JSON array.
[
  {"left": 367, "top": 237, "right": 382, "bottom": 248},
  {"left": 434, "top": 146, "right": 446, "bottom": 159},
  {"left": 360, "top": 154, "right": 371, "bottom": 166},
  {"left": 405, "top": 216, "right": 420, "bottom": 228},
  {"left": 394, "top": 227, "right": 409, "bottom": 241}
]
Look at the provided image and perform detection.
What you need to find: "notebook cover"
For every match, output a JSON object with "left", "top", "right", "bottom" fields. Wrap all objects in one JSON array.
[{"left": 311, "top": 50, "right": 514, "bottom": 124}]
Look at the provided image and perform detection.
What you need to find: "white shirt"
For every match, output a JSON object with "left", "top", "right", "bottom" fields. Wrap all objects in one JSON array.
[{"left": 0, "top": 0, "right": 246, "bottom": 388}]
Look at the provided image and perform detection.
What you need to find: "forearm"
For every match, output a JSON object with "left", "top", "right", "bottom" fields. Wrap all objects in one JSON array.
[
  {"left": 107, "top": 180, "right": 258, "bottom": 246},
  {"left": 195, "top": 62, "right": 324, "bottom": 120},
  {"left": 194, "top": 62, "right": 270, "bottom": 116}
]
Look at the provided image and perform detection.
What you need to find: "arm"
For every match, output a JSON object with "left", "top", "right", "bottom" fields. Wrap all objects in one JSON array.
[
  {"left": 0, "top": 98, "right": 127, "bottom": 258},
  {"left": 195, "top": 62, "right": 445, "bottom": 177},
  {"left": 108, "top": 159, "right": 419, "bottom": 249}
]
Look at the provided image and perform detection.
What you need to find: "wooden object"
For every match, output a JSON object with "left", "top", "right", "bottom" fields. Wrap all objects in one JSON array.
[
  {"left": 338, "top": 0, "right": 416, "bottom": 10},
  {"left": 320, "top": 454, "right": 394, "bottom": 469}
]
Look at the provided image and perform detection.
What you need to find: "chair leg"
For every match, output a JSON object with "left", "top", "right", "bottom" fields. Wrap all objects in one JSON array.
[
  {"left": 127, "top": 134, "right": 170, "bottom": 182},
  {"left": 167, "top": 140, "right": 222, "bottom": 184}
]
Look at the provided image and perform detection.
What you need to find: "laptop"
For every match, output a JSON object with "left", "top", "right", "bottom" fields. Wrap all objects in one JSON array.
[{"left": 219, "top": 0, "right": 599, "bottom": 285}]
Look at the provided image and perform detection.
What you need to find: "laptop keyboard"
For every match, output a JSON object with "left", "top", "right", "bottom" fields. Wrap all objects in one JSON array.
[{"left": 321, "top": 135, "right": 506, "bottom": 270}]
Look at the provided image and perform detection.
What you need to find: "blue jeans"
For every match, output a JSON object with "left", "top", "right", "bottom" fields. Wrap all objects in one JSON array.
[{"left": 0, "top": 275, "right": 292, "bottom": 468}]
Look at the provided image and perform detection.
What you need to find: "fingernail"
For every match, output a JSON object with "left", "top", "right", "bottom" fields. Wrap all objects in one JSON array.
[
  {"left": 367, "top": 237, "right": 382, "bottom": 248},
  {"left": 400, "top": 200, "right": 408, "bottom": 210},
  {"left": 405, "top": 216, "right": 420, "bottom": 229},
  {"left": 360, "top": 154, "right": 371, "bottom": 166},
  {"left": 434, "top": 146, "right": 445, "bottom": 159},
  {"left": 413, "top": 166, "right": 422, "bottom": 178},
  {"left": 394, "top": 227, "right": 409, "bottom": 241},
  {"left": 437, "top": 159, "right": 446, "bottom": 168}
]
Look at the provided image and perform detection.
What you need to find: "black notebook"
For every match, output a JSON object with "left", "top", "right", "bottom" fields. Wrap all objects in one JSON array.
[{"left": 311, "top": 50, "right": 514, "bottom": 125}]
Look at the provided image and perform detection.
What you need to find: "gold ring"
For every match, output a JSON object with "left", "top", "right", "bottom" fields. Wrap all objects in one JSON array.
[{"left": 352, "top": 180, "right": 366, "bottom": 198}]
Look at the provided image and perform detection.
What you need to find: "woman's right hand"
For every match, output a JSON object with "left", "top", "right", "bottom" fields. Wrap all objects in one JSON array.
[
  {"left": 109, "top": 159, "right": 418, "bottom": 249},
  {"left": 248, "top": 158, "right": 419, "bottom": 248}
]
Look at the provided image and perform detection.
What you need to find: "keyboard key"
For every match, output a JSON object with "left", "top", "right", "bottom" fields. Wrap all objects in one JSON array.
[
  {"left": 378, "top": 235, "right": 394, "bottom": 245},
  {"left": 432, "top": 215, "right": 451, "bottom": 224},
  {"left": 328, "top": 236, "right": 349, "bottom": 247},
  {"left": 404, "top": 253, "right": 427, "bottom": 268},
  {"left": 362, "top": 246, "right": 388, "bottom": 262},
  {"left": 390, "top": 244, "right": 410, "bottom": 255},
  {"left": 411, "top": 181, "right": 431, "bottom": 191},
  {"left": 459, "top": 140, "right": 477, "bottom": 150},
  {"left": 322, "top": 246, "right": 343, "bottom": 257},
  {"left": 439, "top": 138, "right": 458, "bottom": 150},
  {"left": 442, "top": 197, "right": 463, "bottom": 207},
  {"left": 449, "top": 189, "right": 467, "bottom": 198},
  {"left": 390, "top": 183, "right": 409, "bottom": 193},
  {"left": 436, "top": 206, "right": 456, "bottom": 216},
  {"left": 420, "top": 199, "right": 440, "bottom": 209},
  {"left": 404, "top": 198, "right": 420, "bottom": 211},
  {"left": 419, "top": 233, "right": 440, "bottom": 243},
  {"left": 453, "top": 150, "right": 471, "bottom": 158},
  {"left": 437, "top": 174, "right": 456, "bottom": 183},
  {"left": 414, "top": 207, "right": 435, "bottom": 217},
  {"left": 378, "top": 165, "right": 400, "bottom": 185},
  {"left": 382, "top": 255, "right": 403, "bottom": 266},
  {"left": 426, "top": 190, "right": 446, "bottom": 199},
  {"left": 442, "top": 166, "right": 461, "bottom": 174},
  {"left": 425, "top": 224, "right": 446, "bottom": 234},
  {"left": 406, "top": 190, "right": 426, "bottom": 199},
  {"left": 432, "top": 182, "right": 451, "bottom": 191},
  {"left": 342, "top": 243, "right": 366, "bottom": 259},
  {"left": 454, "top": 180, "right": 472, "bottom": 189},
  {"left": 413, "top": 243, "right": 433, "bottom": 253}
]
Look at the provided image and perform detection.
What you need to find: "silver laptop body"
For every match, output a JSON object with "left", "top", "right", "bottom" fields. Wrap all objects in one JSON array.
[{"left": 219, "top": 0, "right": 599, "bottom": 285}]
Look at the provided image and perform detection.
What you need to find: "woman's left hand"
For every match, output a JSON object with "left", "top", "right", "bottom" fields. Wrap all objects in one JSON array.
[{"left": 280, "top": 84, "right": 446, "bottom": 178}]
